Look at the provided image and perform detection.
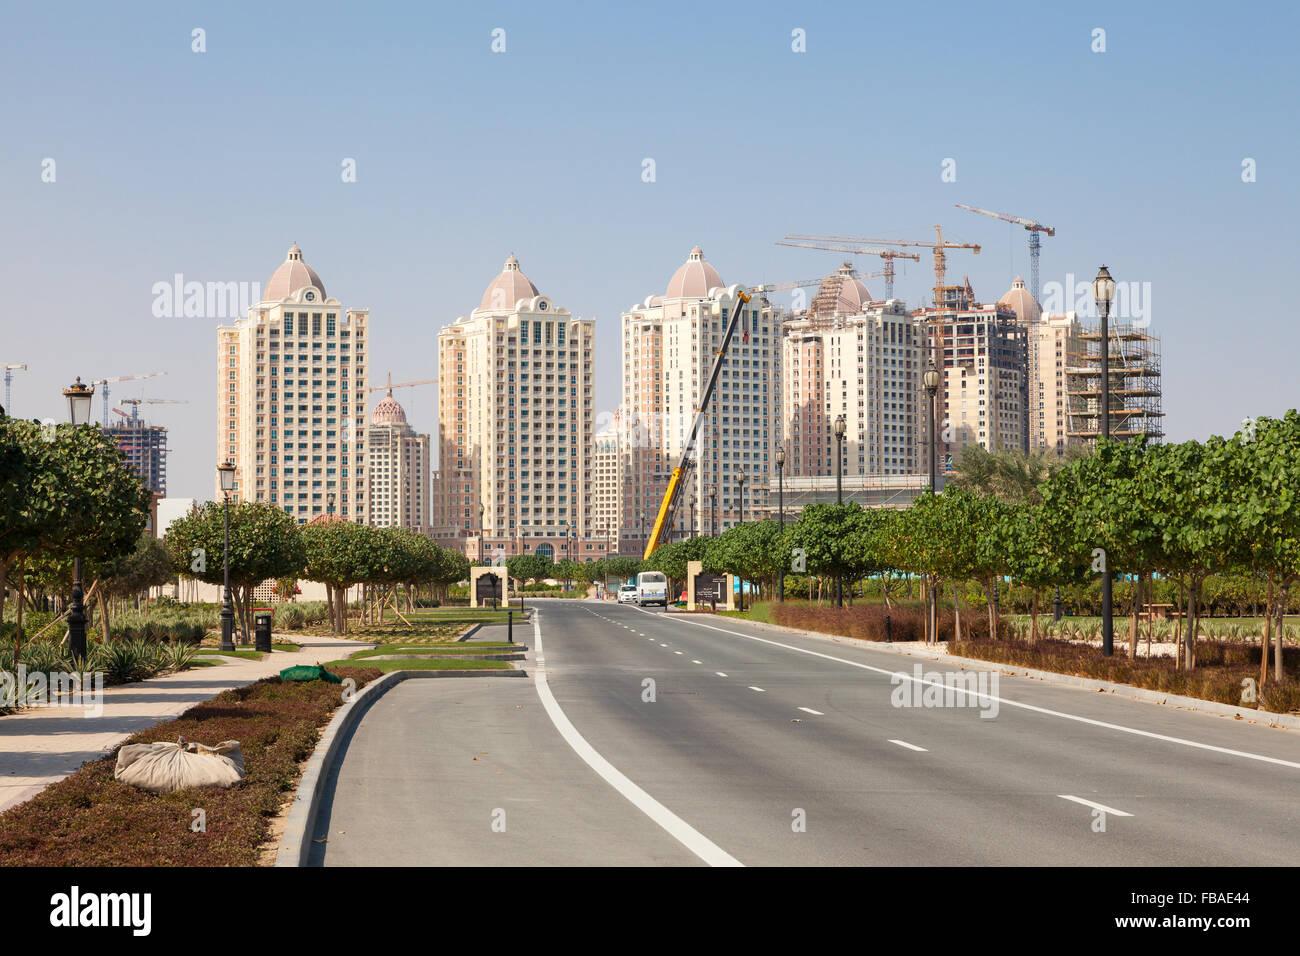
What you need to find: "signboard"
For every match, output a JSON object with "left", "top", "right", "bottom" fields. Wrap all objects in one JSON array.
[
  {"left": 475, "top": 573, "right": 503, "bottom": 603},
  {"left": 693, "top": 573, "right": 728, "bottom": 605}
]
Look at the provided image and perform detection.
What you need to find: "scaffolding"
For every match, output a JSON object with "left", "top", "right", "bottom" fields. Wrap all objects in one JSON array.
[{"left": 1064, "top": 322, "right": 1163, "bottom": 443}]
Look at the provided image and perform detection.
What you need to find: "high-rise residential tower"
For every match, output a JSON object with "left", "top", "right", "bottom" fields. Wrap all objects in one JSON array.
[
  {"left": 367, "top": 390, "right": 431, "bottom": 532},
  {"left": 215, "top": 244, "right": 369, "bottom": 520},
  {"left": 435, "top": 255, "right": 606, "bottom": 562}
]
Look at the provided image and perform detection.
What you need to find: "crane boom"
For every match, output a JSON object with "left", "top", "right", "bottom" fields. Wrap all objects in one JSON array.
[{"left": 643, "top": 286, "right": 753, "bottom": 560}]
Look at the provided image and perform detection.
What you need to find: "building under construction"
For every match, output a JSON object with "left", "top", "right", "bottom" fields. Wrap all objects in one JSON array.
[
  {"left": 105, "top": 420, "right": 168, "bottom": 496},
  {"left": 1064, "top": 322, "right": 1163, "bottom": 443}
]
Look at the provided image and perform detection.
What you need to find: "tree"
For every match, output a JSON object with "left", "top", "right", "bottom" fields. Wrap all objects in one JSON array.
[
  {"left": 507, "top": 553, "right": 553, "bottom": 588},
  {"left": 787, "top": 505, "right": 870, "bottom": 604},
  {"left": 167, "top": 502, "right": 306, "bottom": 641},
  {"left": 299, "top": 520, "right": 383, "bottom": 634},
  {"left": 707, "top": 522, "right": 787, "bottom": 600}
]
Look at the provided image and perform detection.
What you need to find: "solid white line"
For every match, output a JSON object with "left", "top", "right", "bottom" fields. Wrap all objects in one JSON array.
[
  {"left": 530, "top": 611, "right": 742, "bottom": 867},
  {"left": 715, "top": 672, "right": 728, "bottom": 677},
  {"left": 798, "top": 707, "right": 824, "bottom": 716},
  {"left": 889, "top": 739, "right": 928, "bottom": 752},
  {"left": 748, "top": 686, "right": 766, "bottom": 693},
  {"left": 662, "top": 614, "right": 1300, "bottom": 772},
  {"left": 1059, "top": 794, "right": 1133, "bottom": 817}
]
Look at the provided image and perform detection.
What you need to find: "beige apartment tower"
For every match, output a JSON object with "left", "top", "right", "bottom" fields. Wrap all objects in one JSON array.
[
  {"left": 368, "top": 391, "right": 431, "bottom": 532},
  {"left": 435, "top": 255, "right": 608, "bottom": 562},
  {"left": 619, "top": 246, "right": 782, "bottom": 553},
  {"left": 216, "top": 244, "right": 369, "bottom": 521}
]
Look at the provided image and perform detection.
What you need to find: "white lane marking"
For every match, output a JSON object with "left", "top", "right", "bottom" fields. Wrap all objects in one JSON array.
[
  {"left": 798, "top": 707, "right": 824, "bottom": 716},
  {"left": 692, "top": 660, "right": 702, "bottom": 664},
  {"left": 715, "top": 672, "right": 728, "bottom": 678},
  {"left": 889, "top": 739, "right": 928, "bottom": 752},
  {"left": 748, "top": 686, "right": 766, "bottom": 693},
  {"left": 659, "top": 643, "right": 668, "bottom": 647},
  {"left": 530, "top": 610, "right": 742, "bottom": 867},
  {"left": 674, "top": 651, "right": 683, "bottom": 655},
  {"left": 664, "top": 614, "right": 1300, "bottom": 773},
  {"left": 1059, "top": 795, "right": 1133, "bottom": 817}
]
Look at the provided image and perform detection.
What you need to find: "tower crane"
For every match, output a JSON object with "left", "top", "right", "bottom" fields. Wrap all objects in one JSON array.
[
  {"left": 92, "top": 372, "right": 167, "bottom": 426},
  {"left": 367, "top": 372, "right": 439, "bottom": 396},
  {"left": 2, "top": 364, "right": 27, "bottom": 414},
  {"left": 955, "top": 203, "right": 1055, "bottom": 302},
  {"left": 775, "top": 241, "right": 921, "bottom": 299},
  {"left": 114, "top": 397, "right": 189, "bottom": 426}
]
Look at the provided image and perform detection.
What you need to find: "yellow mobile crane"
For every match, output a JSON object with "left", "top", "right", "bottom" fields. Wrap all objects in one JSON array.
[{"left": 643, "top": 285, "right": 754, "bottom": 561}]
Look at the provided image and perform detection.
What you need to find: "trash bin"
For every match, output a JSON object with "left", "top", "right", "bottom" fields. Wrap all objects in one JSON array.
[{"left": 254, "top": 611, "right": 272, "bottom": 653}]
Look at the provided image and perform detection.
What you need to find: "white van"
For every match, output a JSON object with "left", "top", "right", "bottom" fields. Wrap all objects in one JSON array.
[{"left": 635, "top": 571, "right": 668, "bottom": 608}]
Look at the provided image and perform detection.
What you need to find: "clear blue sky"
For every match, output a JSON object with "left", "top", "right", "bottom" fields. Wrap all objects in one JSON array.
[{"left": 2, "top": 0, "right": 1296, "bottom": 500}]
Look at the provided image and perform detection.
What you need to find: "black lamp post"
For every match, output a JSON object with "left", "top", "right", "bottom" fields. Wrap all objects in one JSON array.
[
  {"left": 736, "top": 469, "right": 746, "bottom": 612},
  {"left": 327, "top": 491, "right": 335, "bottom": 516},
  {"left": 63, "top": 377, "right": 94, "bottom": 662},
  {"left": 217, "top": 460, "right": 236, "bottom": 652},
  {"left": 1094, "top": 265, "right": 1116, "bottom": 657},
  {"left": 710, "top": 488, "right": 717, "bottom": 537},
  {"left": 923, "top": 362, "right": 941, "bottom": 495},
  {"left": 833, "top": 414, "right": 846, "bottom": 608},
  {"left": 775, "top": 444, "right": 786, "bottom": 603}
]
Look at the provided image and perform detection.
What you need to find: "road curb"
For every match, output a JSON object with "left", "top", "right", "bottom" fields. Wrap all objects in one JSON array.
[
  {"left": 715, "top": 616, "right": 1300, "bottom": 732},
  {"left": 275, "top": 667, "right": 527, "bottom": 867}
]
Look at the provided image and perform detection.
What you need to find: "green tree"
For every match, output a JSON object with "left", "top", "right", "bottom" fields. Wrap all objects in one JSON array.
[
  {"left": 298, "top": 520, "right": 385, "bottom": 634},
  {"left": 166, "top": 502, "right": 306, "bottom": 641}
]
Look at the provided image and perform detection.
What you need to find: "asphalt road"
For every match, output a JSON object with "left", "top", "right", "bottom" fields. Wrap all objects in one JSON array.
[{"left": 313, "top": 599, "right": 1300, "bottom": 866}]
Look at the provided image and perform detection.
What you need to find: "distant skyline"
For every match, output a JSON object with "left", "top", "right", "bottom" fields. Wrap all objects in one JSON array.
[{"left": 3, "top": 0, "right": 1297, "bottom": 500}]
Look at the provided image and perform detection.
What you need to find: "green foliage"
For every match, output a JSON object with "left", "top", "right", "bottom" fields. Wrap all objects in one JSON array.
[{"left": 165, "top": 501, "right": 306, "bottom": 591}]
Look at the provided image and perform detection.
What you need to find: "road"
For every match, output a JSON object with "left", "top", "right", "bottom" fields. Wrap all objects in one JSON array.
[{"left": 311, "top": 599, "right": 1300, "bottom": 866}]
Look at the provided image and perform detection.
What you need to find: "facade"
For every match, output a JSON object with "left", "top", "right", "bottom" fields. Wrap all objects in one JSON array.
[
  {"left": 781, "top": 263, "right": 921, "bottom": 479},
  {"left": 918, "top": 294, "right": 1028, "bottom": 473},
  {"left": 619, "top": 246, "right": 782, "bottom": 555},
  {"left": 591, "top": 418, "right": 621, "bottom": 551},
  {"left": 367, "top": 391, "right": 431, "bottom": 532},
  {"left": 215, "top": 244, "right": 369, "bottom": 521},
  {"left": 105, "top": 420, "right": 168, "bottom": 496},
  {"left": 1029, "top": 311, "right": 1080, "bottom": 455},
  {"left": 435, "top": 255, "right": 609, "bottom": 562},
  {"left": 1065, "top": 322, "right": 1164, "bottom": 444}
]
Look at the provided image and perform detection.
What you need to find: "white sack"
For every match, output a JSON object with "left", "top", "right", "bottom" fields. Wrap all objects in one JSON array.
[{"left": 114, "top": 736, "right": 244, "bottom": 793}]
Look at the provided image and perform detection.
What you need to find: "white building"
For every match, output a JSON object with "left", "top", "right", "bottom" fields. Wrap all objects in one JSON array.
[
  {"left": 435, "top": 255, "right": 607, "bottom": 562},
  {"left": 620, "top": 246, "right": 782, "bottom": 552},
  {"left": 215, "top": 244, "right": 369, "bottom": 522},
  {"left": 367, "top": 391, "right": 431, "bottom": 532}
]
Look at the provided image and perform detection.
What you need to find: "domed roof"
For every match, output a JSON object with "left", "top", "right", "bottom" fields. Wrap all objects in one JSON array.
[
  {"left": 479, "top": 254, "right": 540, "bottom": 311},
  {"left": 306, "top": 511, "right": 347, "bottom": 525},
  {"left": 998, "top": 276, "right": 1041, "bottom": 324},
  {"left": 371, "top": 391, "right": 407, "bottom": 426},
  {"left": 809, "top": 262, "right": 873, "bottom": 316},
  {"left": 666, "top": 246, "right": 724, "bottom": 299},
  {"left": 264, "top": 243, "right": 326, "bottom": 301}
]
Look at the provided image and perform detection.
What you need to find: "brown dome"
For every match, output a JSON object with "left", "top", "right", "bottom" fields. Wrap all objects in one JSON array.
[
  {"left": 371, "top": 391, "right": 407, "bottom": 426},
  {"left": 666, "top": 246, "right": 724, "bottom": 299},
  {"left": 479, "top": 254, "right": 540, "bottom": 311},
  {"left": 998, "top": 276, "right": 1041, "bottom": 324}
]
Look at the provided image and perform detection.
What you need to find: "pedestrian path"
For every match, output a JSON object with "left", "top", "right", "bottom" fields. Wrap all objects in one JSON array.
[{"left": 0, "top": 634, "right": 371, "bottom": 814}]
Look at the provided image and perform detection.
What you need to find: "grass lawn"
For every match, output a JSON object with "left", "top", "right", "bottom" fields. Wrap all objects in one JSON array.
[
  {"left": 349, "top": 643, "right": 520, "bottom": 657},
  {"left": 322, "top": 657, "right": 512, "bottom": 672},
  {"left": 194, "top": 648, "right": 264, "bottom": 660},
  {"left": 0, "top": 665, "right": 382, "bottom": 866},
  {"left": 716, "top": 601, "right": 774, "bottom": 624}
]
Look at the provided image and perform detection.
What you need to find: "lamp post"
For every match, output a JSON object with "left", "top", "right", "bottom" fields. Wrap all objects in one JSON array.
[
  {"left": 327, "top": 491, "right": 335, "bottom": 516},
  {"left": 735, "top": 469, "right": 746, "bottom": 612},
  {"left": 479, "top": 501, "right": 485, "bottom": 563},
  {"left": 1094, "top": 265, "right": 1116, "bottom": 658},
  {"left": 217, "top": 460, "right": 236, "bottom": 652},
  {"left": 775, "top": 444, "right": 786, "bottom": 603},
  {"left": 833, "top": 414, "right": 846, "bottom": 608},
  {"left": 62, "top": 377, "right": 94, "bottom": 662},
  {"left": 923, "top": 362, "right": 941, "bottom": 495},
  {"left": 710, "top": 488, "right": 717, "bottom": 537}
]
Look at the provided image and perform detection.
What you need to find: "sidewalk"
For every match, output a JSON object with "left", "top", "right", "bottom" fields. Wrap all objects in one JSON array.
[{"left": 0, "top": 633, "right": 372, "bottom": 814}]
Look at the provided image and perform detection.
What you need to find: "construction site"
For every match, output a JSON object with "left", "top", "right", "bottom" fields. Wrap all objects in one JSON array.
[{"left": 1064, "top": 322, "right": 1164, "bottom": 443}]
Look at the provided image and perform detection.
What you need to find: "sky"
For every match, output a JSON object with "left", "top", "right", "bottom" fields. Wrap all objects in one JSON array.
[{"left": 2, "top": 0, "right": 1297, "bottom": 501}]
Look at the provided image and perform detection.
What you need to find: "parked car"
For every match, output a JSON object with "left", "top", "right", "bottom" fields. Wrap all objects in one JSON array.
[{"left": 617, "top": 584, "right": 637, "bottom": 604}]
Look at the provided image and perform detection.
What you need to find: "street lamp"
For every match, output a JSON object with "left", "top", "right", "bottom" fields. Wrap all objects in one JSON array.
[
  {"left": 775, "top": 444, "right": 786, "bottom": 603},
  {"left": 327, "top": 491, "right": 336, "bottom": 516},
  {"left": 710, "top": 488, "right": 717, "bottom": 537},
  {"left": 479, "top": 501, "right": 485, "bottom": 563},
  {"left": 923, "top": 362, "right": 941, "bottom": 495},
  {"left": 217, "top": 460, "right": 236, "bottom": 652},
  {"left": 833, "top": 414, "right": 846, "bottom": 608},
  {"left": 1094, "top": 265, "right": 1116, "bottom": 657},
  {"left": 62, "top": 377, "right": 94, "bottom": 662},
  {"left": 735, "top": 469, "right": 746, "bottom": 612}
]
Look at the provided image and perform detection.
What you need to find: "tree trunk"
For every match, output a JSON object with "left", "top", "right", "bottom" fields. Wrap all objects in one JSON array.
[
  {"left": 1030, "top": 590, "right": 1039, "bottom": 644},
  {"left": 11, "top": 559, "right": 24, "bottom": 662},
  {"left": 1276, "top": 581, "right": 1289, "bottom": 683},
  {"left": 1184, "top": 580, "right": 1201, "bottom": 670},
  {"left": 1128, "top": 574, "right": 1140, "bottom": 660},
  {"left": 1261, "top": 571, "right": 1274, "bottom": 688},
  {"left": 954, "top": 584, "right": 963, "bottom": 643},
  {"left": 97, "top": 588, "right": 111, "bottom": 643}
]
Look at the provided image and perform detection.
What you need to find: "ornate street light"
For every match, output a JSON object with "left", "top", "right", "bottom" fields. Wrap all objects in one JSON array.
[
  {"left": 217, "top": 460, "right": 236, "bottom": 652},
  {"left": 775, "top": 444, "right": 786, "bottom": 603},
  {"left": 833, "top": 414, "right": 846, "bottom": 607},
  {"left": 1094, "top": 265, "right": 1116, "bottom": 657},
  {"left": 735, "top": 469, "right": 746, "bottom": 612},
  {"left": 923, "top": 362, "right": 941, "bottom": 494},
  {"left": 62, "top": 377, "right": 94, "bottom": 661}
]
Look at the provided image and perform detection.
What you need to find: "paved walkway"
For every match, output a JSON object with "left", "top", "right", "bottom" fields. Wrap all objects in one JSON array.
[{"left": 0, "top": 634, "right": 371, "bottom": 814}]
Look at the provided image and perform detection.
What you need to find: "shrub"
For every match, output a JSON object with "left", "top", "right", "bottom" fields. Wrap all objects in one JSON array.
[{"left": 770, "top": 601, "right": 999, "bottom": 643}]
